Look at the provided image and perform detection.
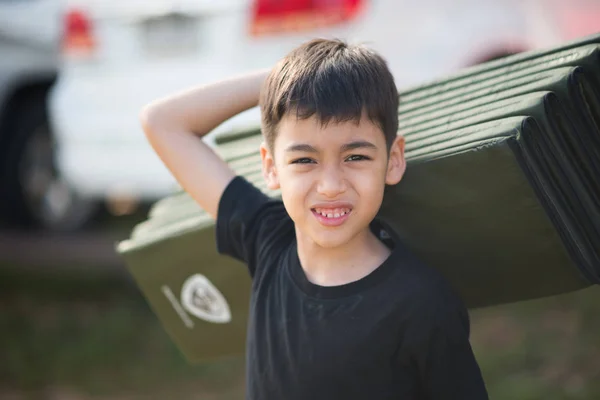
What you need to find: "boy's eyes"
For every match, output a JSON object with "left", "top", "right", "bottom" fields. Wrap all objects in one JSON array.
[
  {"left": 290, "top": 155, "right": 371, "bottom": 164},
  {"left": 345, "top": 154, "right": 370, "bottom": 162},
  {"left": 291, "top": 157, "right": 315, "bottom": 164}
]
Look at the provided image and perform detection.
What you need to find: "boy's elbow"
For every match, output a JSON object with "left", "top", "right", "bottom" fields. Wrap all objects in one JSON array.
[{"left": 139, "top": 103, "right": 163, "bottom": 139}]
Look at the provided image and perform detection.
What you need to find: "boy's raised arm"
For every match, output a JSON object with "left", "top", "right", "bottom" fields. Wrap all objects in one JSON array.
[{"left": 139, "top": 69, "right": 270, "bottom": 219}]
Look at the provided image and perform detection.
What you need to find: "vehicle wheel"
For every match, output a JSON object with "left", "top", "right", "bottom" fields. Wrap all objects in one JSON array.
[{"left": 0, "top": 98, "right": 99, "bottom": 231}]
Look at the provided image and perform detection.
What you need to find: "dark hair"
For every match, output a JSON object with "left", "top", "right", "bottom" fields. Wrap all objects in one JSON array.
[{"left": 259, "top": 38, "right": 399, "bottom": 153}]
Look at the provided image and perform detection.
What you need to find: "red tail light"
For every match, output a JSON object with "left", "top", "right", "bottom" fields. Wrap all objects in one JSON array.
[
  {"left": 250, "top": 0, "right": 365, "bottom": 36},
  {"left": 62, "top": 9, "right": 96, "bottom": 57}
]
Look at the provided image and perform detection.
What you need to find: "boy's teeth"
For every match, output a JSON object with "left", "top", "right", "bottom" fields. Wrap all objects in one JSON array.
[{"left": 314, "top": 208, "right": 350, "bottom": 218}]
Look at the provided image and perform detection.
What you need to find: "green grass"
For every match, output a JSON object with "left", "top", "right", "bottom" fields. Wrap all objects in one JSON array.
[
  {"left": 1, "top": 263, "right": 599, "bottom": 399},
  {"left": 0, "top": 266, "right": 245, "bottom": 399},
  {"left": 470, "top": 287, "right": 600, "bottom": 399}
]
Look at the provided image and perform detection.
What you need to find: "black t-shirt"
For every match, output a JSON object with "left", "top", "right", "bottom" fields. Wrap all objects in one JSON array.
[{"left": 216, "top": 176, "right": 488, "bottom": 400}]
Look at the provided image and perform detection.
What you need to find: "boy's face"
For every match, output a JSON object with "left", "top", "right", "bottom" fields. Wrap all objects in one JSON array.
[{"left": 260, "top": 114, "right": 406, "bottom": 249}]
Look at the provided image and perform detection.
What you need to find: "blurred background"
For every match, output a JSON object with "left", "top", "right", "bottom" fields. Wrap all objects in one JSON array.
[{"left": 1, "top": 0, "right": 600, "bottom": 398}]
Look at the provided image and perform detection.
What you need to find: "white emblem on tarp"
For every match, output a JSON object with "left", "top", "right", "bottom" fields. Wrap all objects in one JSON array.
[{"left": 180, "top": 274, "right": 231, "bottom": 324}]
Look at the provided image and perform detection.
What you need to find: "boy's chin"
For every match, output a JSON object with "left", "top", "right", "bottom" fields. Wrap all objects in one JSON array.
[{"left": 308, "top": 230, "right": 357, "bottom": 250}]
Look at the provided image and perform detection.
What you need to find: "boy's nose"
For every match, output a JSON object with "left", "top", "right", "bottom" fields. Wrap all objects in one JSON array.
[{"left": 316, "top": 168, "right": 347, "bottom": 198}]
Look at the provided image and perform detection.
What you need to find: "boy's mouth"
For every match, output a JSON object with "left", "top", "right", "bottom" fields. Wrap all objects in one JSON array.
[{"left": 310, "top": 207, "right": 352, "bottom": 227}]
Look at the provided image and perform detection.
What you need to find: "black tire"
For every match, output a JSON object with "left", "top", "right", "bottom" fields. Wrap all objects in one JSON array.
[{"left": 0, "top": 97, "right": 99, "bottom": 231}]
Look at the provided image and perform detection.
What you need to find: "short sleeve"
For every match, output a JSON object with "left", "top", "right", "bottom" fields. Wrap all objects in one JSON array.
[
  {"left": 216, "top": 176, "right": 291, "bottom": 277},
  {"left": 401, "top": 284, "right": 489, "bottom": 399}
]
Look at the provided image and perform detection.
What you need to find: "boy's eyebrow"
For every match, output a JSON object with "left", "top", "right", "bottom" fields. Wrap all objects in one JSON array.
[
  {"left": 340, "top": 140, "right": 378, "bottom": 152},
  {"left": 285, "top": 141, "right": 378, "bottom": 153},
  {"left": 285, "top": 143, "right": 318, "bottom": 153}
]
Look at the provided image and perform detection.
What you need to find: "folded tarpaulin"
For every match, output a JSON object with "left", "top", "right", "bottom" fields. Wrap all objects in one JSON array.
[
  {"left": 117, "top": 34, "right": 600, "bottom": 363},
  {"left": 399, "top": 32, "right": 600, "bottom": 107}
]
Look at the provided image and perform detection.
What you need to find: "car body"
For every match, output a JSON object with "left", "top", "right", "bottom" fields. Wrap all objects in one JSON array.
[
  {"left": 48, "top": 0, "right": 600, "bottom": 224},
  {"left": 0, "top": 0, "right": 97, "bottom": 231}
]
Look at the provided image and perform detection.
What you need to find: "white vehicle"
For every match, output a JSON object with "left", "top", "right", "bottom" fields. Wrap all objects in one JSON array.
[
  {"left": 49, "top": 0, "right": 600, "bottom": 226},
  {"left": 0, "top": 0, "right": 98, "bottom": 231}
]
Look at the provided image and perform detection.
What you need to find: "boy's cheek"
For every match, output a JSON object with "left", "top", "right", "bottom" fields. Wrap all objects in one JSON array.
[{"left": 280, "top": 180, "right": 310, "bottom": 210}]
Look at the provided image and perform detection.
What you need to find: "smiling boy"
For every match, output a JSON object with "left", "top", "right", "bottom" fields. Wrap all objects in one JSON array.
[{"left": 141, "top": 39, "right": 488, "bottom": 399}]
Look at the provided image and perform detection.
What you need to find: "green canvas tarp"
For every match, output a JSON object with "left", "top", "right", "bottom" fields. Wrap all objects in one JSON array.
[{"left": 117, "top": 33, "right": 600, "bottom": 363}]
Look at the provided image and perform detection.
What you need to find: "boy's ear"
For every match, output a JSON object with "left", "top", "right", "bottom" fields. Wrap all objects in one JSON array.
[
  {"left": 385, "top": 136, "right": 406, "bottom": 185},
  {"left": 260, "top": 142, "right": 280, "bottom": 190}
]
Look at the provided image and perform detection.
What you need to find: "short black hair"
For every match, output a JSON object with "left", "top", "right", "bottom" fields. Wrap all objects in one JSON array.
[{"left": 260, "top": 38, "right": 399, "bottom": 152}]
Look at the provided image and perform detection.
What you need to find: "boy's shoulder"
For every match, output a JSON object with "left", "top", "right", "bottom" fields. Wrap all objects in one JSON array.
[
  {"left": 376, "top": 242, "right": 471, "bottom": 354},
  {"left": 404, "top": 263, "right": 468, "bottom": 329},
  {"left": 216, "top": 175, "right": 293, "bottom": 273},
  {"left": 379, "top": 227, "right": 465, "bottom": 316}
]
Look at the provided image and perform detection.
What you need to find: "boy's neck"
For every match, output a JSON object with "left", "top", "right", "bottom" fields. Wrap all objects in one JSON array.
[{"left": 295, "top": 225, "right": 391, "bottom": 287}]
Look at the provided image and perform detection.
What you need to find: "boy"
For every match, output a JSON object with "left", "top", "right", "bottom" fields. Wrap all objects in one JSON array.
[{"left": 141, "top": 38, "right": 488, "bottom": 399}]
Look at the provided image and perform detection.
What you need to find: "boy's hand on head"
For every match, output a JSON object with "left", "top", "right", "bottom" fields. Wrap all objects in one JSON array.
[{"left": 139, "top": 69, "right": 271, "bottom": 218}]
